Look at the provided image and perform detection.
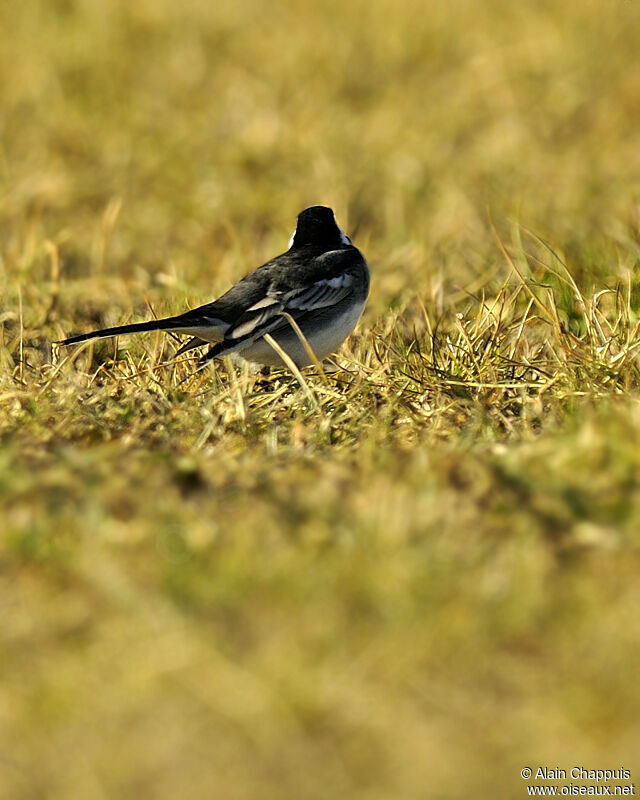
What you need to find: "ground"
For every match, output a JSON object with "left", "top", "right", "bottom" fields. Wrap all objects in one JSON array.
[{"left": 2, "top": 1, "right": 640, "bottom": 798}]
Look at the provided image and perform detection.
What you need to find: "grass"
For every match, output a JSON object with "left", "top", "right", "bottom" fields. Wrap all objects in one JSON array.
[{"left": 2, "top": 0, "right": 640, "bottom": 797}]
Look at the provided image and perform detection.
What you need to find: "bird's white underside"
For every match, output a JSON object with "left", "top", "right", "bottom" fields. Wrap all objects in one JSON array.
[{"left": 239, "top": 295, "right": 366, "bottom": 367}]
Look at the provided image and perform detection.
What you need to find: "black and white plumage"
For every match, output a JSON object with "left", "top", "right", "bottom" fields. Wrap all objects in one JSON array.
[{"left": 58, "top": 206, "right": 370, "bottom": 367}]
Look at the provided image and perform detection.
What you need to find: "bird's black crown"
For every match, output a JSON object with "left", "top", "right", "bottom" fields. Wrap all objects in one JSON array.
[{"left": 290, "top": 205, "right": 350, "bottom": 250}]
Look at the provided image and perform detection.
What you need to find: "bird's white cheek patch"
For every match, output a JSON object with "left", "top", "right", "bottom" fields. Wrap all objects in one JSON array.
[{"left": 334, "top": 215, "right": 352, "bottom": 246}]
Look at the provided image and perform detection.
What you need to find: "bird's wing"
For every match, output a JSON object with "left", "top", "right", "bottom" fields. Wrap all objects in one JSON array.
[
  {"left": 226, "top": 272, "right": 354, "bottom": 342},
  {"left": 166, "top": 247, "right": 360, "bottom": 336}
]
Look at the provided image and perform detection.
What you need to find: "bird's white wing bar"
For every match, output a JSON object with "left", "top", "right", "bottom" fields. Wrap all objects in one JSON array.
[{"left": 230, "top": 298, "right": 284, "bottom": 339}]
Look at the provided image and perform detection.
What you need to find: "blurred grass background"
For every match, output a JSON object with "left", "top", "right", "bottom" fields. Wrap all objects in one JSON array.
[{"left": 2, "top": 0, "right": 640, "bottom": 797}]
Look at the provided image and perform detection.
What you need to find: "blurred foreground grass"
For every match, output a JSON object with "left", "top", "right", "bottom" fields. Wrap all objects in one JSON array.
[{"left": 3, "top": 0, "right": 640, "bottom": 797}]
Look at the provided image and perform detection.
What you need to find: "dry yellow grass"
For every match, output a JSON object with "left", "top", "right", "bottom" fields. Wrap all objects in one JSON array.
[{"left": 3, "top": 0, "right": 640, "bottom": 798}]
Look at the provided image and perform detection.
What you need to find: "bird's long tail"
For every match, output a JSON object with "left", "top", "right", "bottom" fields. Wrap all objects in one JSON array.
[{"left": 57, "top": 316, "right": 185, "bottom": 346}]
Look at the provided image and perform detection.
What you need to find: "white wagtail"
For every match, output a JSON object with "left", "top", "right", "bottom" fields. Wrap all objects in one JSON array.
[{"left": 59, "top": 206, "right": 370, "bottom": 367}]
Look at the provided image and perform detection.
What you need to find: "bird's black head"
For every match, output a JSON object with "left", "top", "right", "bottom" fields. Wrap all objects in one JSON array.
[{"left": 289, "top": 206, "right": 352, "bottom": 251}]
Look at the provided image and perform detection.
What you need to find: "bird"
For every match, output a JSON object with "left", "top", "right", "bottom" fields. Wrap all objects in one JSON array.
[{"left": 58, "top": 206, "right": 370, "bottom": 368}]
